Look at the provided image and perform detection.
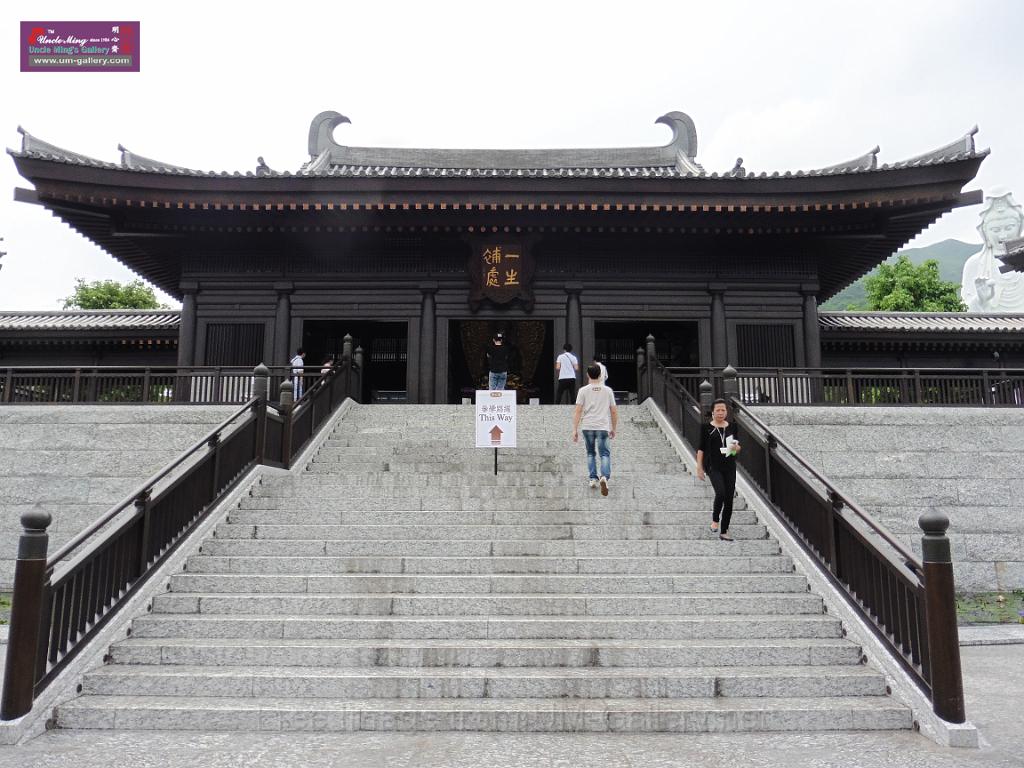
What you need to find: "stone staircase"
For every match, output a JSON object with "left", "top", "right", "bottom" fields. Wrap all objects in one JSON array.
[{"left": 55, "top": 405, "right": 911, "bottom": 733}]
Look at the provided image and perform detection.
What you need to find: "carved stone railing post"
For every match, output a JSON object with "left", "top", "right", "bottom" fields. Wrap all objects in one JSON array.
[
  {"left": 636, "top": 347, "right": 646, "bottom": 400},
  {"left": 253, "top": 364, "right": 269, "bottom": 463},
  {"left": 722, "top": 364, "right": 739, "bottom": 403},
  {"left": 1, "top": 508, "right": 52, "bottom": 720},
  {"left": 919, "top": 511, "right": 966, "bottom": 723},
  {"left": 279, "top": 379, "right": 294, "bottom": 470},
  {"left": 353, "top": 346, "right": 365, "bottom": 404},
  {"left": 699, "top": 379, "right": 714, "bottom": 419},
  {"left": 645, "top": 335, "right": 657, "bottom": 402}
]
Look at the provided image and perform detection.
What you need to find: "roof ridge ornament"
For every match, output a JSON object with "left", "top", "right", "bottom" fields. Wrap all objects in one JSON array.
[
  {"left": 814, "top": 145, "right": 880, "bottom": 174},
  {"left": 15, "top": 126, "right": 106, "bottom": 166},
  {"left": 118, "top": 144, "right": 192, "bottom": 173},
  {"left": 893, "top": 126, "right": 980, "bottom": 167},
  {"left": 655, "top": 111, "right": 698, "bottom": 158},
  {"left": 308, "top": 111, "right": 351, "bottom": 159}
]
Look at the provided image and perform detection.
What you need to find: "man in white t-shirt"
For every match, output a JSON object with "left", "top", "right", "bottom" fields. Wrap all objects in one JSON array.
[
  {"left": 572, "top": 364, "right": 618, "bottom": 496},
  {"left": 290, "top": 347, "right": 306, "bottom": 399},
  {"left": 554, "top": 343, "right": 579, "bottom": 404},
  {"left": 592, "top": 354, "right": 609, "bottom": 386}
]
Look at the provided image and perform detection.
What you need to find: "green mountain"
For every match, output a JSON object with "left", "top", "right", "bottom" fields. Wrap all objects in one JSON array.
[{"left": 820, "top": 239, "right": 979, "bottom": 310}]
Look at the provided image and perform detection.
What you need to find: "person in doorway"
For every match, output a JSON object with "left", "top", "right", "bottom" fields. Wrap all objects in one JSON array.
[
  {"left": 572, "top": 364, "right": 618, "bottom": 496},
  {"left": 486, "top": 332, "right": 509, "bottom": 390},
  {"left": 290, "top": 347, "right": 306, "bottom": 398},
  {"left": 555, "top": 343, "right": 580, "bottom": 404},
  {"left": 696, "top": 398, "right": 742, "bottom": 541},
  {"left": 592, "top": 354, "right": 609, "bottom": 386}
]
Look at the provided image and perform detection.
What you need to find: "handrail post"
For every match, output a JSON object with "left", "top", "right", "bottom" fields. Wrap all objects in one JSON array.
[
  {"left": 135, "top": 490, "right": 153, "bottom": 572},
  {"left": 142, "top": 368, "right": 152, "bottom": 403},
  {"left": 1, "top": 508, "right": 52, "bottom": 720},
  {"left": 699, "top": 379, "right": 714, "bottom": 421},
  {"left": 636, "top": 347, "right": 645, "bottom": 401},
  {"left": 72, "top": 368, "right": 82, "bottom": 403},
  {"left": 208, "top": 433, "right": 222, "bottom": 497},
  {"left": 919, "top": 511, "right": 966, "bottom": 723},
  {"left": 279, "top": 379, "right": 294, "bottom": 469},
  {"left": 645, "top": 335, "right": 656, "bottom": 402},
  {"left": 253, "top": 364, "right": 269, "bottom": 464},
  {"left": 981, "top": 369, "right": 992, "bottom": 405},
  {"left": 845, "top": 369, "right": 855, "bottom": 404},
  {"left": 353, "top": 346, "right": 365, "bottom": 404},
  {"left": 825, "top": 490, "right": 842, "bottom": 574},
  {"left": 722, "top": 364, "right": 739, "bottom": 402}
]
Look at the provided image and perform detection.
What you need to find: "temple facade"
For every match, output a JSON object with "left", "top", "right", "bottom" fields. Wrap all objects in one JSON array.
[{"left": 7, "top": 111, "right": 997, "bottom": 402}]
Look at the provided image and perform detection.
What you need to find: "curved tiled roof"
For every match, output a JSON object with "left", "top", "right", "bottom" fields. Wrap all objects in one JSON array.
[
  {"left": 0, "top": 310, "right": 180, "bottom": 331},
  {"left": 8, "top": 113, "right": 986, "bottom": 181},
  {"left": 819, "top": 311, "right": 1024, "bottom": 333}
]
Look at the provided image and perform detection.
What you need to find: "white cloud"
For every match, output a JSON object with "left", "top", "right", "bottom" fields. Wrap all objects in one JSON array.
[{"left": 2, "top": 0, "right": 1020, "bottom": 308}]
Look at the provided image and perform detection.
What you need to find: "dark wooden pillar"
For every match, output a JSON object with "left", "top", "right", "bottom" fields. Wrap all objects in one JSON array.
[
  {"left": 709, "top": 283, "right": 727, "bottom": 368},
  {"left": 419, "top": 282, "right": 438, "bottom": 403},
  {"left": 565, "top": 282, "right": 583, "bottom": 357},
  {"left": 802, "top": 285, "right": 822, "bottom": 369},
  {"left": 176, "top": 282, "right": 198, "bottom": 367},
  {"left": 274, "top": 282, "right": 293, "bottom": 366}
]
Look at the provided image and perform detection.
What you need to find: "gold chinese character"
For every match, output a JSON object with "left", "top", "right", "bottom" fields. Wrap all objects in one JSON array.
[
  {"left": 486, "top": 266, "right": 500, "bottom": 287},
  {"left": 505, "top": 251, "right": 520, "bottom": 259},
  {"left": 484, "top": 246, "right": 502, "bottom": 265},
  {"left": 504, "top": 268, "right": 519, "bottom": 286}
]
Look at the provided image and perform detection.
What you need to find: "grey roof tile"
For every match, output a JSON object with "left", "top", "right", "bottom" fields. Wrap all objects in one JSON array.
[
  {"left": 819, "top": 311, "right": 1024, "bottom": 333},
  {"left": 0, "top": 310, "right": 180, "bottom": 331}
]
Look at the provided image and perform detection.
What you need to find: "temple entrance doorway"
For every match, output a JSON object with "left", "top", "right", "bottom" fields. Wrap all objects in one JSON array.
[
  {"left": 593, "top": 321, "right": 700, "bottom": 394},
  {"left": 302, "top": 320, "right": 408, "bottom": 403},
  {"left": 447, "top": 320, "right": 554, "bottom": 404}
]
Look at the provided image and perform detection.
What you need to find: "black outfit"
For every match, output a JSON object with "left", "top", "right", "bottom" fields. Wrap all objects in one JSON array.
[
  {"left": 486, "top": 342, "right": 509, "bottom": 374},
  {"left": 699, "top": 422, "right": 739, "bottom": 534}
]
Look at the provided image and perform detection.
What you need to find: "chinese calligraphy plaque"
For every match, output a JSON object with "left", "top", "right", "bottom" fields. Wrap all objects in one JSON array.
[{"left": 469, "top": 243, "right": 534, "bottom": 310}]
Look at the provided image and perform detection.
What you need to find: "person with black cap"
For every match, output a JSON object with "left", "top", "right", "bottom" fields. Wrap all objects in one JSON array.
[{"left": 486, "top": 332, "right": 509, "bottom": 390}]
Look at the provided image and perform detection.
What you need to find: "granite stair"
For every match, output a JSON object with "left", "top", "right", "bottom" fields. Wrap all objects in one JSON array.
[{"left": 55, "top": 404, "right": 911, "bottom": 733}]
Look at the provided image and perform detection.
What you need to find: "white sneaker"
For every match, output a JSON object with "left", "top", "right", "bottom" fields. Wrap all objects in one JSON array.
[
  {"left": 599, "top": 476, "right": 609, "bottom": 496},
  {"left": 589, "top": 479, "right": 598, "bottom": 489}
]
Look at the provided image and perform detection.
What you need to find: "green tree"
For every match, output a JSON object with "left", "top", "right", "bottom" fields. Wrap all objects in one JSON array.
[
  {"left": 62, "top": 278, "right": 166, "bottom": 310},
  {"left": 864, "top": 255, "right": 965, "bottom": 311}
]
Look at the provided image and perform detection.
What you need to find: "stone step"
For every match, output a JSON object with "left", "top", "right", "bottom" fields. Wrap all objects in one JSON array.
[
  {"left": 235, "top": 498, "right": 744, "bottom": 513},
  {"left": 211, "top": 523, "right": 769, "bottom": 542},
  {"left": 152, "top": 593, "right": 824, "bottom": 617},
  {"left": 225, "top": 509, "right": 757, "bottom": 526},
  {"left": 108, "top": 637, "right": 864, "bottom": 669},
  {"left": 130, "top": 614, "right": 843, "bottom": 640},
  {"left": 168, "top": 573, "right": 809, "bottom": 595},
  {"left": 284, "top": 473, "right": 695, "bottom": 488},
  {"left": 287, "top": 462, "right": 689, "bottom": 476},
  {"left": 193, "top": 539, "right": 782, "bottom": 558},
  {"left": 247, "top": 485, "right": 720, "bottom": 500},
  {"left": 54, "top": 695, "right": 911, "bottom": 732},
  {"left": 81, "top": 664, "right": 887, "bottom": 699},
  {"left": 186, "top": 554, "right": 794, "bottom": 575}
]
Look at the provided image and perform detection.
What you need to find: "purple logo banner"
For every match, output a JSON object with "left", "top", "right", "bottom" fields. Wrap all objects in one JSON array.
[{"left": 21, "top": 21, "right": 140, "bottom": 72}]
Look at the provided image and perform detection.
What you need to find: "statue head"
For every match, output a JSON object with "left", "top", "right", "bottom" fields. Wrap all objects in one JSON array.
[{"left": 977, "top": 193, "right": 1024, "bottom": 255}]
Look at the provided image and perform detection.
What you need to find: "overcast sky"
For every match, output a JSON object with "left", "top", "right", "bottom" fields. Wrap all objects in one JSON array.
[{"left": 1, "top": 1, "right": 1021, "bottom": 310}]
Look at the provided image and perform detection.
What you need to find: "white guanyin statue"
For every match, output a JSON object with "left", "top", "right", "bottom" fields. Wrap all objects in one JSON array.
[{"left": 961, "top": 192, "right": 1024, "bottom": 312}]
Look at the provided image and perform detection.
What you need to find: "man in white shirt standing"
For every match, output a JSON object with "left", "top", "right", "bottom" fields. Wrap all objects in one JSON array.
[
  {"left": 290, "top": 347, "right": 306, "bottom": 399},
  {"left": 554, "top": 343, "right": 579, "bottom": 404},
  {"left": 572, "top": 364, "right": 618, "bottom": 496},
  {"left": 592, "top": 354, "right": 609, "bottom": 386}
]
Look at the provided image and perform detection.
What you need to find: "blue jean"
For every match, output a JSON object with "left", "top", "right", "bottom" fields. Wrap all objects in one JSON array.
[
  {"left": 582, "top": 429, "right": 611, "bottom": 480},
  {"left": 488, "top": 371, "right": 507, "bottom": 390}
]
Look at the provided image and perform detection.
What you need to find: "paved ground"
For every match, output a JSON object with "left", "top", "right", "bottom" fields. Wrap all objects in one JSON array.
[{"left": 0, "top": 641, "right": 1020, "bottom": 768}]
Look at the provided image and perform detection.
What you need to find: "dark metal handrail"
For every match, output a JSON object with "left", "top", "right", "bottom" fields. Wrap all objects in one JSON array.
[
  {"left": 2, "top": 344, "right": 364, "bottom": 721},
  {"left": 46, "top": 399, "right": 257, "bottom": 568},
  {"left": 637, "top": 342, "right": 965, "bottom": 724},
  {"left": 726, "top": 398, "right": 920, "bottom": 569}
]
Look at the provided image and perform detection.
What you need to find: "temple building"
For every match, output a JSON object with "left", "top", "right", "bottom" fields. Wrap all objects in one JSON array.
[{"left": 8, "top": 110, "right": 1013, "bottom": 402}]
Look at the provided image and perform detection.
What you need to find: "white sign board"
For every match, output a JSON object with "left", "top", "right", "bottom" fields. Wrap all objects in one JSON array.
[{"left": 475, "top": 390, "right": 517, "bottom": 448}]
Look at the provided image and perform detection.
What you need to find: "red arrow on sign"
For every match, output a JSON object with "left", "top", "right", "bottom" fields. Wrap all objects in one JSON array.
[{"left": 489, "top": 425, "right": 503, "bottom": 444}]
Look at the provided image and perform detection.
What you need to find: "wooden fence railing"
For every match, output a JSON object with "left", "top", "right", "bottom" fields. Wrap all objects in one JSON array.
[
  {"left": 664, "top": 366, "right": 1024, "bottom": 407},
  {"left": 638, "top": 340, "right": 966, "bottom": 723},
  {"left": 1, "top": 345, "right": 363, "bottom": 720}
]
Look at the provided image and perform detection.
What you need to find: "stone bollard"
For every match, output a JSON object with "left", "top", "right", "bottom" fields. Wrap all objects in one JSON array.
[
  {"left": 353, "top": 346, "right": 365, "bottom": 403},
  {"left": 1, "top": 507, "right": 52, "bottom": 720},
  {"left": 919, "top": 510, "right": 966, "bottom": 723},
  {"left": 645, "top": 335, "right": 656, "bottom": 402}
]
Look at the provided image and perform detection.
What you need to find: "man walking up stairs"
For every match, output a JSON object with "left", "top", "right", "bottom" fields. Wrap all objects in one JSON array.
[{"left": 55, "top": 405, "right": 910, "bottom": 733}]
